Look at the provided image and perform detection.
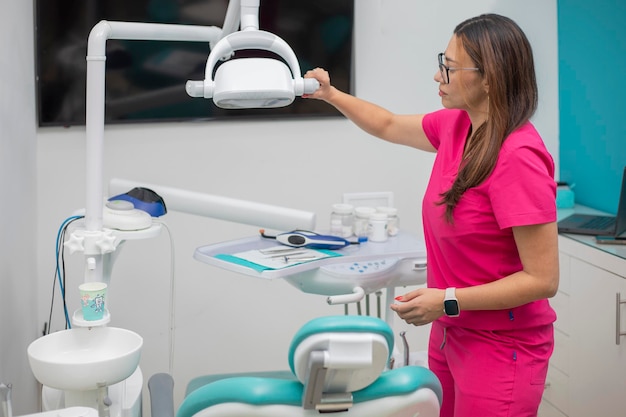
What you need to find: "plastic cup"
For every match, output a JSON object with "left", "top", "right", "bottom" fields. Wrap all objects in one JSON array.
[{"left": 79, "top": 282, "right": 107, "bottom": 321}]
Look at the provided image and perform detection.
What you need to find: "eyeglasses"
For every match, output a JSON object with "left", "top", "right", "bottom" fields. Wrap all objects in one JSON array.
[{"left": 438, "top": 53, "right": 480, "bottom": 84}]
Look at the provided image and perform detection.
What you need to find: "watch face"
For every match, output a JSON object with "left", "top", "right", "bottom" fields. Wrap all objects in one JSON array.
[{"left": 444, "top": 299, "right": 460, "bottom": 316}]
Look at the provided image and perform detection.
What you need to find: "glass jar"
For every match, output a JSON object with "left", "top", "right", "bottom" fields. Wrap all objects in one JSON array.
[
  {"left": 353, "top": 206, "right": 376, "bottom": 239},
  {"left": 376, "top": 206, "right": 399, "bottom": 236},
  {"left": 330, "top": 203, "right": 354, "bottom": 238}
]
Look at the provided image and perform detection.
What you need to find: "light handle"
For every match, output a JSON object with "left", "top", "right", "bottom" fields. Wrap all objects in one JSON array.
[{"left": 186, "top": 30, "right": 310, "bottom": 99}]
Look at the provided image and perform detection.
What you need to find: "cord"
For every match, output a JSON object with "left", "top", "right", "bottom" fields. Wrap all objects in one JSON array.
[
  {"left": 58, "top": 221, "right": 71, "bottom": 328},
  {"left": 47, "top": 215, "right": 177, "bottom": 374},
  {"left": 48, "top": 215, "right": 83, "bottom": 334}
]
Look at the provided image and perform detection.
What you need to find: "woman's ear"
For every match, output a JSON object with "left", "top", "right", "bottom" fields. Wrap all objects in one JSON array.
[{"left": 482, "top": 79, "right": 489, "bottom": 95}]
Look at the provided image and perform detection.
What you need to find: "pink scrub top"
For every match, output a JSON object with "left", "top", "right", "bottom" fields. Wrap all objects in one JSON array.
[{"left": 422, "top": 109, "right": 557, "bottom": 330}]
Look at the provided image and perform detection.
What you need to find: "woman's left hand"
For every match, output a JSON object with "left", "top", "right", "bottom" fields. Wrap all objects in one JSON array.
[{"left": 390, "top": 288, "right": 446, "bottom": 326}]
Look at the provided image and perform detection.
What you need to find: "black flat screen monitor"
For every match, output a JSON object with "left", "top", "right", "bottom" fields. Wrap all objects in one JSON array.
[{"left": 35, "top": 0, "right": 354, "bottom": 126}]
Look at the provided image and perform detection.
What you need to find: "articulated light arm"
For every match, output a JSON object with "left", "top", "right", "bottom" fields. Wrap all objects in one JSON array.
[
  {"left": 239, "top": 0, "right": 260, "bottom": 31},
  {"left": 85, "top": 2, "right": 317, "bottom": 231},
  {"left": 220, "top": 0, "right": 243, "bottom": 40},
  {"left": 85, "top": 21, "right": 223, "bottom": 232}
]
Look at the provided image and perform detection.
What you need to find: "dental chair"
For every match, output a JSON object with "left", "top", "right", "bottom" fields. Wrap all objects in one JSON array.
[{"left": 148, "top": 315, "right": 442, "bottom": 417}]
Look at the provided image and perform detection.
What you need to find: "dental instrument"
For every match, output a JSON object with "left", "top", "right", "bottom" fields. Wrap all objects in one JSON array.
[
  {"left": 259, "top": 246, "right": 307, "bottom": 255},
  {"left": 260, "top": 229, "right": 358, "bottom": 250}
]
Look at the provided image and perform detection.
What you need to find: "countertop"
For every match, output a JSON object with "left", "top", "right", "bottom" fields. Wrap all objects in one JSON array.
[{"left": 558, "top": 204, "right": 626, "bottom": 261}]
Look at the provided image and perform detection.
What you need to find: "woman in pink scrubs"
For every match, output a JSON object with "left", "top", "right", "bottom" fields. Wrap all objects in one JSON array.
[{"left": 304, "top": 13, "right": 559, "bottom": 417}]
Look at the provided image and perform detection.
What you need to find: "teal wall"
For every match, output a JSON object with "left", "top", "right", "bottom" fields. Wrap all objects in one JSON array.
[{"left": 558, "top": 0, "right": 626, "bottom": 213}]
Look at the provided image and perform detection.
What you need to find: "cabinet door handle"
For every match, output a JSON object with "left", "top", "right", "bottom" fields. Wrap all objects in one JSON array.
[{"left": 617, "top": 293, "right": 626, "bottom": 345}]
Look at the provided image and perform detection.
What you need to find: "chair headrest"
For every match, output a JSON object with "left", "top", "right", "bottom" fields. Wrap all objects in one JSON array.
[{"left": 288, "top": 316, "right": 394, "bottom": 393}]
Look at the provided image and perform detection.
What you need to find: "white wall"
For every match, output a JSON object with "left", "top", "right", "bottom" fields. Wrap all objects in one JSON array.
[
  {"left": 0, "top": 0, "right": 39, "bottom": 414},
  {"left": 29, "top": 0, "right": 557, "bottom": 412}
]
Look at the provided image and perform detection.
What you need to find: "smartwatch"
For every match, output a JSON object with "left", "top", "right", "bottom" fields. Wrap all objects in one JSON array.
[{"left": 443, "top": 287, "right": 460, "bottom": 317}]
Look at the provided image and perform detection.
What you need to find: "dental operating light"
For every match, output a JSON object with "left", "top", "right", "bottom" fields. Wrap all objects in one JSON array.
[{"left": 185, "top": 4, "right": 320, "bottom": 108}]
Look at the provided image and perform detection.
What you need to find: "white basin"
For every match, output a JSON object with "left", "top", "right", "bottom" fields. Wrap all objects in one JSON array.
[{"left": 27, "top": 327, "right": 142, "bottom": 391}]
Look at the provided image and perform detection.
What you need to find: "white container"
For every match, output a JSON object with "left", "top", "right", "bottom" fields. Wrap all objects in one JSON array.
[
  {"left": 353, "top": 206, "right": 376, "bottom": 238},
  {"left": 368, "top": 212, "right": 388, "bottom": 242},
  {"left": 330, "top": 219, "right": 343, "bottom": 236},
  {"left": 330, "top": 203, "right": 354, "bottom": 238},
  {"left": 376, "top": 206, "right": 399, "bottom": 236}
]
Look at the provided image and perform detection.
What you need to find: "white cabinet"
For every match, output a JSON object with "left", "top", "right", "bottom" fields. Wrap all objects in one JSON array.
[
  {"left": 541, "top": 235, "right": 626, "bottom": 416},
  {"left": 541, "top": 245, "right": 572, "bottom": 416},
  {"left": 568, "top": 256, "right": 626, "bottom": 415}
]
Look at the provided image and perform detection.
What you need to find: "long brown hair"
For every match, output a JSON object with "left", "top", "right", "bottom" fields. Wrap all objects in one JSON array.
[{"left": 439, "top": 14, "right": 538, "bottom": 222}]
